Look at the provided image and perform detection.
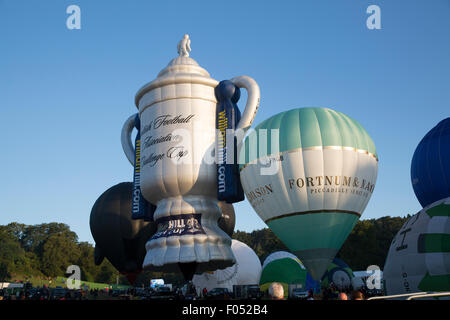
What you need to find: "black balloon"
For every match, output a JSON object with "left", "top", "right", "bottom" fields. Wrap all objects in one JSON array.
[
  {"left": 218, "top": 201, "right": 236, "bottom": 237},
  {"left": 89, "top": 182, "right": 156, "bottom": 280}
]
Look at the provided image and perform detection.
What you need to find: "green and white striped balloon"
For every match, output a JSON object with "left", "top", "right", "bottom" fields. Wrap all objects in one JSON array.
[
  {"left": 384, "top": 197, "right": 450, "bottom": 295},
  {"left": 239, "top": 107, "right": 378, "bottom": 280}
]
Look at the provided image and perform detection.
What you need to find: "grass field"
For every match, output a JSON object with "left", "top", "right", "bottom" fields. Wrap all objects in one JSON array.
[{"left": 7, "top": 275, "right": 131, "bottom": 290}]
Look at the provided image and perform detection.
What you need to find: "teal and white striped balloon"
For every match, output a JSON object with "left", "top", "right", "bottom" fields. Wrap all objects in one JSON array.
[
  {"left": 384, "top": 197, "right": 450, "bottom": 296},
  {"left": 239, "top": 107, "right": 378, "bottom": 280}
]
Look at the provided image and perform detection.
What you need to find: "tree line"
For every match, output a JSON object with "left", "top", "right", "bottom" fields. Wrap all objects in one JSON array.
[
  {"left": 0, "top": 223, "right": 118, "bottom": 284},
  {"left": 0, "top": 215, "right": 408, "bottom": 285},
  {"left": 233, "top": 215, "right": 409, "bottom": 270}
]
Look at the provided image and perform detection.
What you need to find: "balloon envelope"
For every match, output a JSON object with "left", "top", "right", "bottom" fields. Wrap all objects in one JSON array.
[
  {"left": 240, "top": 107, "right": 378, "bottom": 280},
  {"left": 259, "top": 258, "right": 306, "bottom": 292},
  {"left": 321, "top": 258, "right": 354, "bottom": 290},
  {"left": 192, "top": 240, "right": 261, "bottom": 293},
  {"left": 383, "top": 197, "right": 450, "bottom": 295},
  {"left": 411, "top": 118, "right": 450, "bottom": 208},
  {"left": 260, "top": 251, "right": 320, "bottom": 292},
  {"left": 262, "top": 251, "right": 301, "bottom": 269},
  {"left": 90, "top": 182, "right": 156, "bottom": 278}
]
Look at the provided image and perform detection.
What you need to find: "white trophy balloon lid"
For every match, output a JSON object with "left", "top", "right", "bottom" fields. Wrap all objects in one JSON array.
[
  {"left": 134, "top": 34, "right": 218, "bottom": 115},
  {"left": 122, "top": 35, "right": 260, "bottom": 279}
]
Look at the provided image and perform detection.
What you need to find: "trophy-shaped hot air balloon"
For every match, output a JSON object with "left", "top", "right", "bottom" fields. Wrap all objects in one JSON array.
[
  {"left": 120, "top": 34, "right": 260, "bottom": 278},
  {"left": 239, "top": 107, "right": 378, "bottom": 280}
]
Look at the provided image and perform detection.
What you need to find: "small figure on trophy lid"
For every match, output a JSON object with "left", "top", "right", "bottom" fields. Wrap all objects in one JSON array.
[{"left": 177, "top": 34, "right": 191, "bottom": 57}]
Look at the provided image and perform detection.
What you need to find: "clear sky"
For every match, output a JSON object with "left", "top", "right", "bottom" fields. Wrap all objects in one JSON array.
[{"left": 1, "top": 0, "right": 449, "bottom": 244}]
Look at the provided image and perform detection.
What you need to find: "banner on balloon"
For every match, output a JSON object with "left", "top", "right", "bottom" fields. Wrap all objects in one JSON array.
[
  {"left": 215, "top": 80, "right": 245, "bottom": 204},
  {"left": 150, "top": 214, "right": 206, "bottom": 240},
  {"left": 132, "top": 113, "right": 156, "bottom": 221}
]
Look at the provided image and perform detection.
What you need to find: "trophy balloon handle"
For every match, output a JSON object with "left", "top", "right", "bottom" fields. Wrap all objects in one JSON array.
[
  {"left": 231, "top": 75, "right": 260, "bottom": 133},
  {"left": 121, "top": 113, "right": 137, "bottom": 166}
]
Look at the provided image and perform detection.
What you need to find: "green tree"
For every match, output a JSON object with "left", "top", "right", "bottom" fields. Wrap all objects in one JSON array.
[
  {"left": 76, "top": 242, "right": 98, "bottom": 282},
  {"left": 336, "top": 216, "right": 408, "bottom": 270},
  {"left": 0, "top": 262, "right": 10, "bottom": 281},
  {"left": 0, "top": 227, "right": 37, "bottom": 278},
  {"left": 40, "top": 233, "right": 81, "bottom": 277},
  {"left": 233, "top": 228, "right": 287, "bottom": 263},
  {"left": 95, "top": 262, "right": 117, "bottom": 284}
]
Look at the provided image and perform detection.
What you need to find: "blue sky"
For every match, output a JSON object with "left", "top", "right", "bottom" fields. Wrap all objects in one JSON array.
[{"left": 1, "top": 0, "right": 449, "bottom": 244}]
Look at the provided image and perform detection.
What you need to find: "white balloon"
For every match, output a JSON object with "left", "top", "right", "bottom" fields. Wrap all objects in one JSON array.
[
  {"left": 384, "top": 197, "right": 450, "bottom": 296},
  {"left": 192, "top": 240, "right": 262, "bottom": 293}
]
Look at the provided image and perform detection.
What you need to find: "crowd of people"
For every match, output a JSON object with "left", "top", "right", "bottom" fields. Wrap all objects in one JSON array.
[
  {"left": 1, "top": 281, "right": 373, "bottom": 301},
  {"left": 320, "top": 283, "right": 368, "bottom": 300},
  {"left": 0, "top": 286, "right": 125, "bottom": 301},
  {"left": 268, "top": 282, "right": 370, "bottom": 300}
]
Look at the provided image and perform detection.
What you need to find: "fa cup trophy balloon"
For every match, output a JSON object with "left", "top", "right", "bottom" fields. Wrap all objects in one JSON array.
[{"left": 121, "top": 35, "right": 260, "bottom": 277}]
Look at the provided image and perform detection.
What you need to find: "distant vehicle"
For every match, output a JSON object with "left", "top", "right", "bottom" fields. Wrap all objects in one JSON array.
[
  {"left": 247, "top": 285, "right": 263, "bottom": 300},
  {"left": 180, "top": 283, "right": 197, "bottom": 300},
  {"left": 28, "top": 288, "right": 41, "bottom": 300},
  {"left": 289, "top": 288, "right": 309, "bottom": 300},
  {"left": 51, "top": 287, "right": 68, "bottom": 300},
  {"left": 110, "top": 289, "right": 119, "bottom": 297},
  {"left": 233, "top": 285, "right": 262, "bottom": 300},
  {"left": 206, "top": 288, "right": 231, "bottom": 300},
  {"left": 134, "top": 288, "right": 148, "bottom": 297},
  {"left": 148, "top": 286, "right": 176, "bottom": 300},
  {"left": 183, "top": 293, "right": 197, "bottom": 301},
  {"left": 156, "top": 286, "right": 171, "bottom": 293}
]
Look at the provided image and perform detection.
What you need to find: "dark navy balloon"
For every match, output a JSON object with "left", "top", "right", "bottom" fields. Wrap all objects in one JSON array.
[{"left": 411, "top": 118, "right": 450, "bottom": 208}]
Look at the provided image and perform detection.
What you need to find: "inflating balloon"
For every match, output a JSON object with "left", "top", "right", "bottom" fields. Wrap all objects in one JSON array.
[
  {"left": 240, "top": 107, "right": 378, "bottom": 280},
  {"left": 260, "top": 255, "right": 306, "bottom": 294},
  {"left": 218, "top": 202, "right": 236, "bottom": 237},
  {"left": 192, "top": 240, "right": 261, "bottom": 294},
  {"left": 260, "top": 251, "right": 319, "bottom": 293},
  {"left": 262, "top": 251, "right": 300, "bottom": 269},
  {"left": 121, "top": 36, "right": 260, "bottom": 277},
  {"left": 320, "top": 258, "right": 354, "bottom": 290},
  {"left": 411, "top": 118, "right": 450, "bottom": 208},
  {"left": 90, "top": 182, "right": 156, "bottom": 284},
  {"left": 383, "top": 197, "right": 450, "bottom": 295}
]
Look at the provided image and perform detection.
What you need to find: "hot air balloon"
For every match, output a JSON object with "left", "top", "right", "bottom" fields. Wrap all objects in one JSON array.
[
  {"left": 90, "top": 182, "right": 157, "bottom": 284},
  {"left": 192, "top": 240, "right": 261, "bottom": 294},
  {"left": 260, "top": 251, "right": 320, "bottom": 293},
  {"left": 320, "top": 258, "right": 355, "bottom": 291},
  {"left": 239, "top": 107, "right": 378, "bottom": 280},
  {"left": 262, "top": 251, "right": 301, "bottom": 269},
  {"left": 383, "top": 197, "right": 450, "bottom": 296},
  {"left": 260, "top": 253, "right": 306, "bottom": 296},
  {"left": 411, "top": 118, "right": 450, "bottom": 208}
]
